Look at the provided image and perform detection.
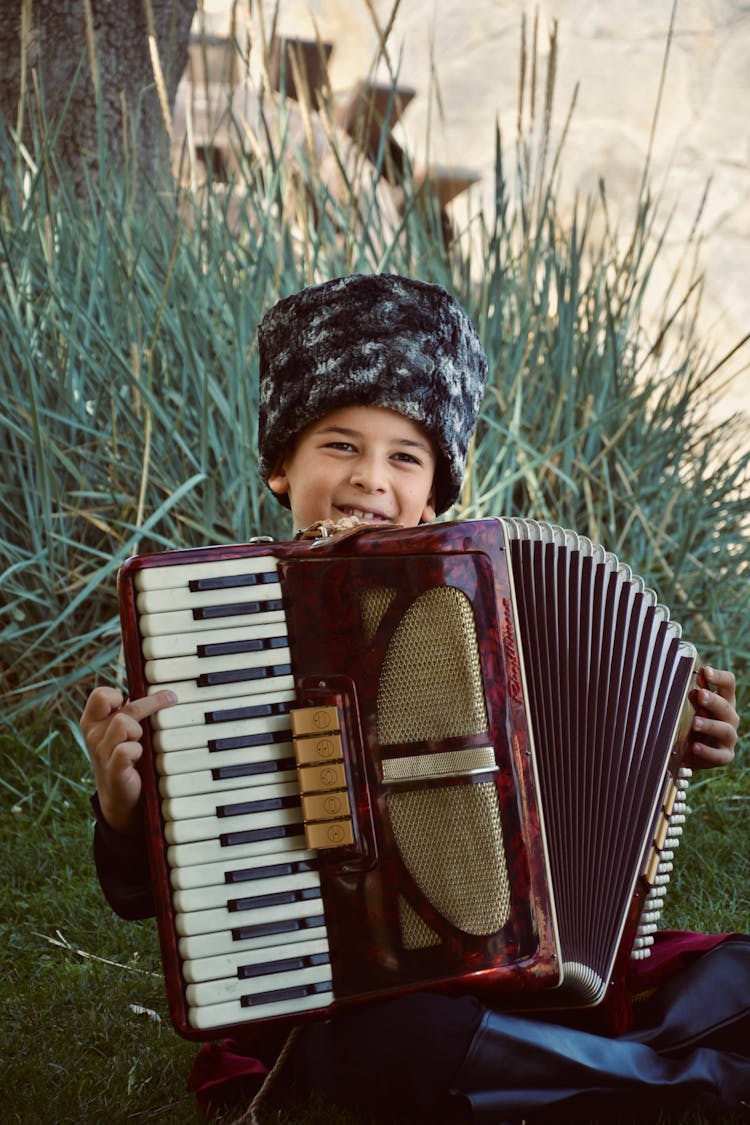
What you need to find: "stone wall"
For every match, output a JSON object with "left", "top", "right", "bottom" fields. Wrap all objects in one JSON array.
[{"left": 202, "top": 0, "right": 750, "bottom": 424}]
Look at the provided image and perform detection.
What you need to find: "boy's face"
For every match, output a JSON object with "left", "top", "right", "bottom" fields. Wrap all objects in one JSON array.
[{"left": 268, "top": 405, "right": 438, "bottom": 531}]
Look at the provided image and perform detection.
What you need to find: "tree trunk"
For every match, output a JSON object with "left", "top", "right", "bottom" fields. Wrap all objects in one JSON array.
[{"left": 0, "top": 0, "right": 197, "bottom": 194}]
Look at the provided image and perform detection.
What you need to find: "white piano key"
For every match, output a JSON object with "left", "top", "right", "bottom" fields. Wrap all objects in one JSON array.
[
  {"left": 183, "top": 934, "right": 330, "bottom": 985},
  {"left": 137, "top": 580, "right": 283, "bottom": 615},
  {"left": 179, "top": 921, "right": 326, "bottom": 963},
  {"left": 164, "top": 791, "right": 302, "bottom": 846},
  {"left": 173, "top": 869, "right": 321, "bottom": 914},
  {"left": 175, "top": 892, "right": 323, "bottom": 937},
  {"left": 167, "top": 823, "right": 306, "bottom": 870},
  {"left": 150, "top": 684, "right": 296, "bottom": 729},
  {"left": 135, "top": 555, "right": 278, "bottom": 591},
  {"left": 170, "top": 847, "right": 318, "bottom": 892},
  {"left": 154, "top": 710, "right": 293, "bottom": 755},
  {"left": 186, "top": 961, "right": 331, "bottom": 1007},
  {"left": 188, "top": 987, "right": 330, "bottom": 1031},
  {"left": 139, "top": 606, "right": 286, "bottom": 638},
  {"left": 142, "top": 620, "right": 287, "bottom": 661},
  {"left": 163, "top": 777, "right": 301, "bottom": 822},
  {"left": 144, "top": 644, "right": 291, "bottom": 686},
  {"left": 158, "top": 741, "right": 294, "bottom": 783},
  {"left": 158, "top": 748, "right": 295, "bottom": 796},
  {"left": 160, "top": 767, "right": 298, "bottom": 805}
]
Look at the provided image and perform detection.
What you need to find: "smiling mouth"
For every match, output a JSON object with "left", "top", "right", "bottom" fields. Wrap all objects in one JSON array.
[{"left": 336, "top": 504, "right": 393, "bottom": 521}]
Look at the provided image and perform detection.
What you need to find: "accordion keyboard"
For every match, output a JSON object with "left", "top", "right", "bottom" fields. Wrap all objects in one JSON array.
[{"left": 135, "top": 555, "right": 332, "bottom": 1031}]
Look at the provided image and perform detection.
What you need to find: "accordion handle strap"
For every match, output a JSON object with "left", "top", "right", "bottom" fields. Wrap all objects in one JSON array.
[{"left": 295, "top": 517, "right": 400, "bottom": 544}]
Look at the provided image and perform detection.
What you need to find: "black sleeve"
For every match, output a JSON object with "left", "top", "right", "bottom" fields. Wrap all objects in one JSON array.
[{"left": 91, "top": 793, "right": 155, "bottom": 920}]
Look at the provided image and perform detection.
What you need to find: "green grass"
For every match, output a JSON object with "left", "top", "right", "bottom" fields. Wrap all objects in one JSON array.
[
  {"left": 2, "top": 724, "right": 747, "bottom": 1123},
  {"left": 1, "top": 723, "right": 201, "bottom": 1124}
]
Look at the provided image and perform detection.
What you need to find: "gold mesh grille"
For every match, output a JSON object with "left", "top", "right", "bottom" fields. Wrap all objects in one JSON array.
[
  {"left": 360, "top": 586, "right": 397, "bottom": 642},
  {"left": 377, "top": 586, "right": 488, "bottom": 745},
  {"left": 398, "top": 895, "right": 442, "bottom": 950},
  {"left": 387, "top": 782, "right": 511, "bottom": 936},
  {"left": 382, "top": 746, "right": 497, "bottom": 782}
]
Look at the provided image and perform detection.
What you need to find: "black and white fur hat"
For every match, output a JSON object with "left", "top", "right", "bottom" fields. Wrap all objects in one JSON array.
[{"left": 257, "top": 273, "right": 487, "bottom": 515}]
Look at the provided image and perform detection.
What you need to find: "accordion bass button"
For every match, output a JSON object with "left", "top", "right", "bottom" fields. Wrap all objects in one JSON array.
[{"left": 653, "top": 861, "right": 673, "bottom": 875}]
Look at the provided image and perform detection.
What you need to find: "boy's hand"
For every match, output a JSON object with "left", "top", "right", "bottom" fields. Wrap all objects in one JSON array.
[
  {"left": 80, "top": 686, "right": 176, "bottom": 836},
  {"left": 686, "top": 667, "right": 738, "bottom": 769}
]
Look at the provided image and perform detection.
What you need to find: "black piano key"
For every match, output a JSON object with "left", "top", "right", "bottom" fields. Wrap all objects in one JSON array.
[
  {"left": 238, "top": 950, "right": 330, "bottom": 980},
  {"left": 217, "top": 794, "right": 300, "bottom": 818},
  {"left": 197, "top": 663, "right": 292, "bottom": 688},
  {"left": 212, "top": 757, "right": 296, "bottom": 781},
  {"left": 229, "top": 886, "right": 322, "bottom": 912},
  {"left": 221, "top": 823, "right": 305, "bottom": 848},
  {"left": 226, "top": 858, "right": 318, "bottom": 884},
  {"left": 190, "top": 571, "right": 278, "bottom": 592},
  {"left": 198, "top": 635, "right": 288, "bottom": 658},
  {"left": 206, "top": 700, "right": 291, "bottom": 724},
  {"left": 194, "top": 598, "right": 284, "bottom": 620},
  {"left": 231, "top": 912, "right": 325, "bottom": 942},
  {"left": 240, "top": 979, "right": 333, "bottom": 1007},
  {"left": 209, "top": 729, "right": 292, "bottom": 753}
]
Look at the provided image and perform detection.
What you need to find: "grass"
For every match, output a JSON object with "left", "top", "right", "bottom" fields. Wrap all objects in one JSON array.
[
  {"left": 2, "top": 723, "right": 747, "bottom": 1124},
  {"left": 1, "top": 8, "right": 749, "bottom": 1123}
]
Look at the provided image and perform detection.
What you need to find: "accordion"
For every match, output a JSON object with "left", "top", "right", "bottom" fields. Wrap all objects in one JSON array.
[{"left": 118, "top": 517, "right": 695, "bottom": 1040}]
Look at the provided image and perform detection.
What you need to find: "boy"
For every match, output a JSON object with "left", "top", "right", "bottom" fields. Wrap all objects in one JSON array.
[{"left": 81, "top": 274, "right": 743, "bottom": 1121}]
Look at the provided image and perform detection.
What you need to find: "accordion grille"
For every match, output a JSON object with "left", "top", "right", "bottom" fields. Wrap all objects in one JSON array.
[
  {"left": 360, "top": 586, "right": 397, "bottom": 642},
  {"left": 377, "top": 586, "right": 488, "bottom": 744},
  {"left": 387, "top": 782, "right": 511, "bottom": 936},
  {"left": 397, "top": 895, "right": 442, "bottom": 950}
]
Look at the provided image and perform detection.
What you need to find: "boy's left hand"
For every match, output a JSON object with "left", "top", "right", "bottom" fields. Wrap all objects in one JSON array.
[{"left": 686, "top": 667, "right": 739, "bottom": 769}]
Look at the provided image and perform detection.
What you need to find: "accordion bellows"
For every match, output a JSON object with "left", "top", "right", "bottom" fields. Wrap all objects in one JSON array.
[{"left": 118, "top": 518, "right": 694, "bottom": 1039}]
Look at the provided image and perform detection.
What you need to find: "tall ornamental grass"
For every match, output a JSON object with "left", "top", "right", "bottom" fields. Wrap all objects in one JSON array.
[{"left": 1, "top": 19, "right": 748, "bottom": 734}]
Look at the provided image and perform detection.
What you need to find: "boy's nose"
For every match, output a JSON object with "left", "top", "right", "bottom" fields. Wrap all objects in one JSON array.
[{"left": 350, "top": 458, "right": 387, "bottom": 492}]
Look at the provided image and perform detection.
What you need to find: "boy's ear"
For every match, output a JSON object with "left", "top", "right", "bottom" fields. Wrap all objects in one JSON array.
[
  {"left": 267, "top": 458, "right": 290, "bottom": 498},
  {"left": 420, "top": 492, "right": 437, "bottom": 524}
]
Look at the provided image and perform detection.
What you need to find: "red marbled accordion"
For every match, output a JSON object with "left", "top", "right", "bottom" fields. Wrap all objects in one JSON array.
[{"left": 118, "top": 517, "right": 695, "bottom": 1040}]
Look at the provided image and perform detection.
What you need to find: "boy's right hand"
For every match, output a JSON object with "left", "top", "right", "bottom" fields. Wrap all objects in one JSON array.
[{"left": 80, "top": 686, "right": 176, "bottom": 836}]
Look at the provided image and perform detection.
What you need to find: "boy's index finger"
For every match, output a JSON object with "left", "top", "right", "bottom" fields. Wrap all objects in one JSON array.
[
  {"left": 700, "top": 665, "right": 736, "bottom": 699},
  {"left": 123, "top": 690, "right": 177, "bottom": 721}
]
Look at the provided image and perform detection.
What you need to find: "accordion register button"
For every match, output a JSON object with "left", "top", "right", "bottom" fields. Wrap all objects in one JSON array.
[
  {"left": 304, "top": 819, "right": 355, "bottom": 849},
  {"left": 294, "top": 733, "right": 343, "bottom": 766},
  {"left": 291, "top": 706, "right": 340, "bottom": 737},
  {"left": 301, "top": 791, "right": 351, "bottom": 822},
  {"left": 297, "top": 762, "right": 347, "bottom": 793}
]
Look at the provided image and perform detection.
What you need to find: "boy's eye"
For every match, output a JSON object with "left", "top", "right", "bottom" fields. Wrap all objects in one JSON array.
[
  {"left": 392, "top": 451, "right": 421, "bottom": 466},
  {"left": 323, "top": 441, "right": 356, "bottom": 452}
]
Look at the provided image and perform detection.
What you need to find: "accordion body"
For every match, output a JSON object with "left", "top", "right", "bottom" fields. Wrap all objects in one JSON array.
[{"left": 118, "top": 518, "right": 695, "bottom": 1039}]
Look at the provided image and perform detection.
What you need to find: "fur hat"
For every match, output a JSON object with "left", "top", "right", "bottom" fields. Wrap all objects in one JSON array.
[{"left": 257, "top": 273, "right": 488, "bottom": 515}]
